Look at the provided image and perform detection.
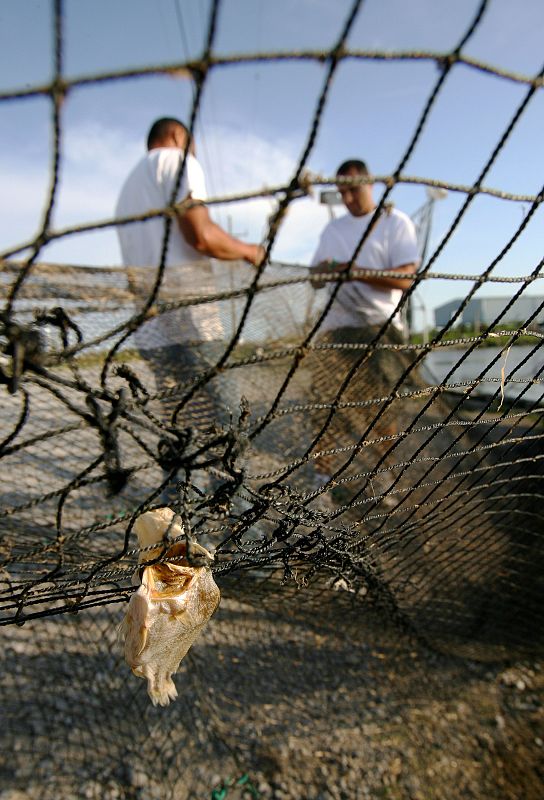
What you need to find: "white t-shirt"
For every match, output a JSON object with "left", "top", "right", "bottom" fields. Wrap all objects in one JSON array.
[
  {"left": 311, "top": 207, "right": 419, "bottom": 332},
  {"left": 116, "top": 148, "right": 223, "bottom": 344},
  {"left": 116, "top": 148, "right": 207, "bottom": 268}
]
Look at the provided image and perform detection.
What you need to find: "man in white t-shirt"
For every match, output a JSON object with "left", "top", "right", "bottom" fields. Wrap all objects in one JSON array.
[
  {"left": 310, "top": 159, "right": 418, "bottom": 332},
  {"left": 117, "top": 117, "right": 263, "bottom": 272},
  {"left": 116, "top": 117, "right": 263, "bottom": 347},
  {"left": 116, "top": 118, "right": 264, "bottom": 489},
  {"left": 308, "top": 159, "right": 420, "bottom": 503}
]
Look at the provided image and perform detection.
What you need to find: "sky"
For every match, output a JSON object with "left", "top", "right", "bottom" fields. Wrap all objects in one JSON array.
[{"left": 1, "top": 0, "right": 543, "bottom": 329}]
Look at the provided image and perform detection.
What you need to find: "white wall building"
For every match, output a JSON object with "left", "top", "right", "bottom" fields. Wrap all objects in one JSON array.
[{"left": 434, "top": 295, "right": 544, "bottom": 329}]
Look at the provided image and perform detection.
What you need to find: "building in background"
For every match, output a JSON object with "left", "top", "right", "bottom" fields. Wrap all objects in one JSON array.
[{"left": 434, "top": 295, "right": 544, "bottom": 330}]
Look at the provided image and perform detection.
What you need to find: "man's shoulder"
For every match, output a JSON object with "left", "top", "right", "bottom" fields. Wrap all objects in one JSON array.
[
  {"left": 125, "top": 149, "right": 202, "bottom": 176},
  {"left": 322, "top": 212, "right": 354, "bottom": 234},
  {"left": 324, "top": 207, "right": 413, "bottom": 233},
  {"left": 386, "top": 206, "right": 414, "bottom": 228},
  {"left": 151, "top": 147, "right": 182, "bottom": 171}
]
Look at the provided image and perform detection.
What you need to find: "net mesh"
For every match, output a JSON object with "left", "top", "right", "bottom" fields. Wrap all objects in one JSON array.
[{"left": 1, "top": 1, "right": 544, "bottom": 798}]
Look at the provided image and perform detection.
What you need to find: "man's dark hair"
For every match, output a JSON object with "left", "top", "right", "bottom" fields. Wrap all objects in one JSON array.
[
  {"left": 146, "top": 117, "right": 190, "bottom": 149},
  {"left": 336, "top": 159, "right": 369, "bottom": 177}
]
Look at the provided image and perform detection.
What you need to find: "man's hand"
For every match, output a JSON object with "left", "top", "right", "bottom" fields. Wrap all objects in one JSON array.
[
  {"left": 245, "top": 244, "right": 266, "bottom": 267},
  {"left": 309, "top": 260, "right": 347, "bottom": 288},
  {"left": 178, "top": 205, "right": 266, "bottom": 266},
  {"left": 309, "top": 260, "right": 416, "bottom": 291}
]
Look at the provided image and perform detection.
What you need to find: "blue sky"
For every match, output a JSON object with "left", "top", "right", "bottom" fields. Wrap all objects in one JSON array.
[{"left": 1, "top": 0, "right": 543, "bottom": 327}]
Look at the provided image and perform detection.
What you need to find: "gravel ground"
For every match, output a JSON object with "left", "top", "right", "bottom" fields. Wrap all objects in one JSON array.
[{"left": 1, "top": 578, "right": 543, "bottom": 800}]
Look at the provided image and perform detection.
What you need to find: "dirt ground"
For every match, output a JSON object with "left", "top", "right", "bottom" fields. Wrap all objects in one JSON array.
[{"left": 1, "top": 577, "right": 543, "bottom": 800}]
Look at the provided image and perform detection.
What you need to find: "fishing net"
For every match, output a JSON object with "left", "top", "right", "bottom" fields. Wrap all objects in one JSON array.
[{"left": 1, "top": 1, "right": 543, "bottom": 798}]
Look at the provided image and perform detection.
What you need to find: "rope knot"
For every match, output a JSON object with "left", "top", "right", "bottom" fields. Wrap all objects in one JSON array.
[
  {"left": 157, "top": 427, "right": 193, "bottom": 472},
  {"left": 85, "top": 390, "right": 130, "bottom": 495},
  {"left": 0, "top": 313, "right": 46, "bottom": 393}
]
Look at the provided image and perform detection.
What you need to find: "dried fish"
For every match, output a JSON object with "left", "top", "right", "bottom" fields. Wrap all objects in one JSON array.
[{"left": 120, "top": 508, "right": 220, "bottom": 706}]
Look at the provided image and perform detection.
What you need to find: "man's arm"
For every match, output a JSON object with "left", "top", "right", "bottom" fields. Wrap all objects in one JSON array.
[
  {"left": 177, "top": 204, "right": 264, "bottom": 266},
  {"left": 351, "top": 261, "right": 417, "bottom": 290},
  {"left": 309, "top": 260, "right": 417, "bottom": 291}
]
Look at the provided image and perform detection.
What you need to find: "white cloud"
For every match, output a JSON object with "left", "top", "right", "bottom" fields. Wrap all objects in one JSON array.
[
  {"left": 200, "top": 124, "right": 330, "bottom": 263},
  {"left": 63, "top": 123, "right": 142, "bottom": 180},
  {"left": 0, "top": 168, "right": 49, "bottom": 253},
  {"left": 200, "top": 126, "right": 296, "bottom": 194},
  {"left": 271, "top": 197, "right": 330, "bottom": 264},
  {"left": 0, "top": 122, "right": 138, "bottom": 262},
  {"left": 53, "top": 123, "right": 142, "bottom": 223}
]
